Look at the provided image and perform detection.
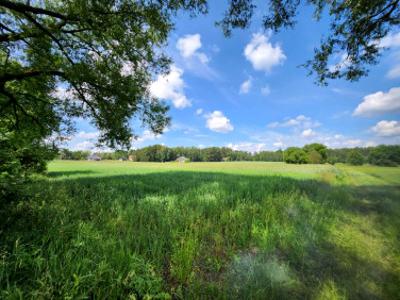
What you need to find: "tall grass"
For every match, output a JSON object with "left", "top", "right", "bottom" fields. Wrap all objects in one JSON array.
[{"left": 1, "top": 162, "right": 399, "bottom": 299}]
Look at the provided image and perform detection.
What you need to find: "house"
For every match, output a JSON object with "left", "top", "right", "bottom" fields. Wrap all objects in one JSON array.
[
  {"left": 88, "top": 153, "right": 101, "bottom": 161},
  {"left": 176, "top": 156, "right": 189, "bottom": 163}
]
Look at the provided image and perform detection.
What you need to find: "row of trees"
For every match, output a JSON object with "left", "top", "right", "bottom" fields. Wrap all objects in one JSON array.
[{"left": 58, "top": 144, "right": 400, "bottom": 166}]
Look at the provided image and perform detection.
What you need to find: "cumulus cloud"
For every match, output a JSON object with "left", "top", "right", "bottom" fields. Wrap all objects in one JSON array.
[
  {"left": 150, "top": 65, "right": 191, "bottom": 109},
  {"left": 371, "top": 120, "right": 400, "bottom": 136},
  {"left": 227, "top": 142, "right": 266, "bottom": 153},
  {"left": 267, "top": 115, "right": 320, "bottom": 129},
  {"left": 239, "top": 78, "right": 252, "bottom": 94},
  {"left": 196, "top": 108, "right": 203, "bottom": 115},
  {"left": 244, "top": 33, "right": 286, "bottom": 72},
  {"left": 301, "top": 129, "right": 316, "bottom": 138},
  {"left": 261, "top": 85, "right": 271, "bottom": 96},
  {"left": 353, "top": 87, "right": 400, "bottom": 116},
  {"left": 177, "top": 34, "right": 202, "bottom": 58},
  {"left": 176, "top": 34, "right": 209, "bottom": 64},
  {"left": 205, "top": 111, "right": 234, "bottom": 133}
]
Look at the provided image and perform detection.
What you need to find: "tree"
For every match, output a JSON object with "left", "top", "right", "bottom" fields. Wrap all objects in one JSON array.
[
  {"left": 203, "top": 147, "right": 223, "bottom": 162},
  {"left": 347, "top": 150, "right": 365, "bottom": 165},
  {"left": 368, "top": 145, "right": 400, "bottom": 166},
  {"left": 0, "top": 1, "right": 209, "bottom": 148},
  {"left": 307, "top": 150, "right": 323, "bottom": 164},
  {"left": 303, "top": 143, "right": 328, "bottom": 163},
  {"left": 219, "top": 0, "right": 400, "bottom": 84},
  {"left": 284, "top": 147, "right": 309, "bottom": 164},
  {"left": 0, "top": 1, "right": 208, "bottom": 196}
]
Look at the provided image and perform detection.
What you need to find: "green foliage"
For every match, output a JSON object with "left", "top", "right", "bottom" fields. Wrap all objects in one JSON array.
[
  {"left": 0, "top": 125, "right": 56, "bottom": 202},
  {"left": 368, "top": 145, "right": 400, "bottom": 166},
  {"left": 218, "top": 0, "right": 400, "bottom": 84},
  {"left": 303, "top": 143, "right": 328, "bottom": 163},
  {"left": 1, "top": 161, "right": 399, "bottom": 298},
  {"left": 284, "top": 147, "right": 309, "bottom": 164},
  {"left": 0, "top": 0, "right": 208, "bottom": 195},
  {"left": 347, "top": 150, "right": 365, "bottom": 165}
]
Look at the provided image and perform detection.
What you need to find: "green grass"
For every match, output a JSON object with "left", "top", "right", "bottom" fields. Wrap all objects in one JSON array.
[{"left": 1, "top": 161, "right": 399, "bottom": 299}]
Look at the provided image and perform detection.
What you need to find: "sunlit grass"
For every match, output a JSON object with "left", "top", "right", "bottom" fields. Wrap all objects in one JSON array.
[{"left": 1, "top": 161, "right": 399, "bottom": 299}]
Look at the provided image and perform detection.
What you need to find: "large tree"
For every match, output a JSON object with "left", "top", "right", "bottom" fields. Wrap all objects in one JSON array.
[
  {"left": 0, "top": 0, "right": 208, "bottom": 150},
  {"left": 219, "top": 0, "right": 400, "bottom": 84},
  {"left": 0, "top": 0, "right": 207, "bottom": 198}
]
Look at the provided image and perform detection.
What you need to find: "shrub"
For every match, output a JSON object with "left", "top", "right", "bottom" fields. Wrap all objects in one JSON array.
[{"left": 284, "top": 147, "right": 309, "bottom": 164}]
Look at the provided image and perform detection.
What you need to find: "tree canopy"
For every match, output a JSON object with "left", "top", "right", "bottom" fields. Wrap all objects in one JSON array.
[{"left": 0, "top": 0, "right": 209, "bottom": 150}]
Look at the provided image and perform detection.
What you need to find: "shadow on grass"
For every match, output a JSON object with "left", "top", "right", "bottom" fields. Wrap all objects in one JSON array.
[
  {"left": 1, "top": 171, "right": 399, "bottom": 299},
  {"left": 47, "top": 170, "right": 96, "bottom": 177}
]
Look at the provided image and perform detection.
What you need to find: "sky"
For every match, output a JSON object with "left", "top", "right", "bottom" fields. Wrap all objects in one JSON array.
[{"left": 67, "top": 2, "right": 400, "bottom": 152}]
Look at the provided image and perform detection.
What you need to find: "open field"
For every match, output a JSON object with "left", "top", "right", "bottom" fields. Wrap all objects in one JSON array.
[{"left": 1, "top": 161, "right": 400, "bottom": 299}]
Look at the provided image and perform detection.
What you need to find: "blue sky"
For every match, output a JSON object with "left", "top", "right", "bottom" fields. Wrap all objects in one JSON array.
[{"left": 68, "top": 2, "right": 400, "bottom": 152}]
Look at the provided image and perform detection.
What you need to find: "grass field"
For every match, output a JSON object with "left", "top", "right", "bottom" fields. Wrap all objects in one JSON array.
[{"left": 1, "top": 161, "right": 400, "bottom": 299}]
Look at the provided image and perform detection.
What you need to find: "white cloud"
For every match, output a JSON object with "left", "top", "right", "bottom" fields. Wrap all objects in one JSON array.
[
  {"left": 329, "top": 53, "right": 352, "bottom": 72},
  {"left": 196, "top": 108, "right": 203, "bottom": 115},
  {"left": 386, "top": 64, "right": 400, "bottom": 79},
  {"left": 176, "top": 33, "right": 210, "bottom": 64},
  {"left": 76, "top": 131, "right": 99, "bottom": 139},
  {"left": 261, "top": 85, "right": 271, "bottom": 96},
  {"left": 244, "top": 33, "right": 286, "bottom": 72},
  {"left": 150, "top": 65, "right": 191, "bottom": 109},
  {"left": 353, "top": 87, "right": 400, "bottom": 116},
  {"left": 371, "top": 120, "right": 400, "bottom": 136},
  {"left": 71, "top": 141, "right": 95, "bottom": 151},
  {"left": 267, "top": 115, "right": 320, "bottom": 129},
  {"left": 227, "top": 142, "right": 266, "bottom": 153},
  {"left": 239, "top": 78, "right": 252, "bottom": 94},
  {"left": 301, "top": 129, "right": 316, "bottom": 138},
  {"left": 378, "top": 32, "right": 400, "bottom": 48},
  {"left": 177, "top": 34, "right": 202, "bottom": 58},
  {"left": 136, "top": 130, "right": 161, "bottom": 142},
  {"left": 273, "top": 141, "right": 284, "bottom": 148},
  {"left": 205, "top": 111, "right": 234, "bottom": 133}
]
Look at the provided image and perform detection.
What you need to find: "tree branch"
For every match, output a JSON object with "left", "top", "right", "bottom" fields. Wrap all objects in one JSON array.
[
  {"left": 0, "top": 70, "right": 65, "bottom": 84},
  {"left": 0, "top": 0, "right": 71, "bottom": 21}
]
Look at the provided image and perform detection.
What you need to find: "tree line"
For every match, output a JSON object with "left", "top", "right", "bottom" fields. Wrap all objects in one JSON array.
[{"left": 58, "top": 144, "right": 400, "bottom": 166}]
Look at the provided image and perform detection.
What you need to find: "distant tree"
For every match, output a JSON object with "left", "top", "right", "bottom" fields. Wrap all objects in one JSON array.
[
  {"left": 347, "top": 150, "right": 365, "bottom": 165},
  {"left": 327, "top": 157, "right": 337, "bottom": 165},
  {"left": 219, "top": 0, "right": 400, "bottom": 85},
  {"left": 203, "top": 147, "right": 223, "bottom": 162},
  {"left": 284, "top": 147, "right": 309, "bottom": 164},
  {"left": 368, "top": 145, "right": 400, "bottom": 166}
]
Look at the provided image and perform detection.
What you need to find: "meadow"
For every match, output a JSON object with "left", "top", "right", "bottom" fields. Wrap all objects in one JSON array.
[{"left": 1, "top": 161, "right": 399, "bottom": 299}]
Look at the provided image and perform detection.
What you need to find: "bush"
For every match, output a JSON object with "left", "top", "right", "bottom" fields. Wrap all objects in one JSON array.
[{"left": 284, "top": 147, "right": 309, "bottom": 164}]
